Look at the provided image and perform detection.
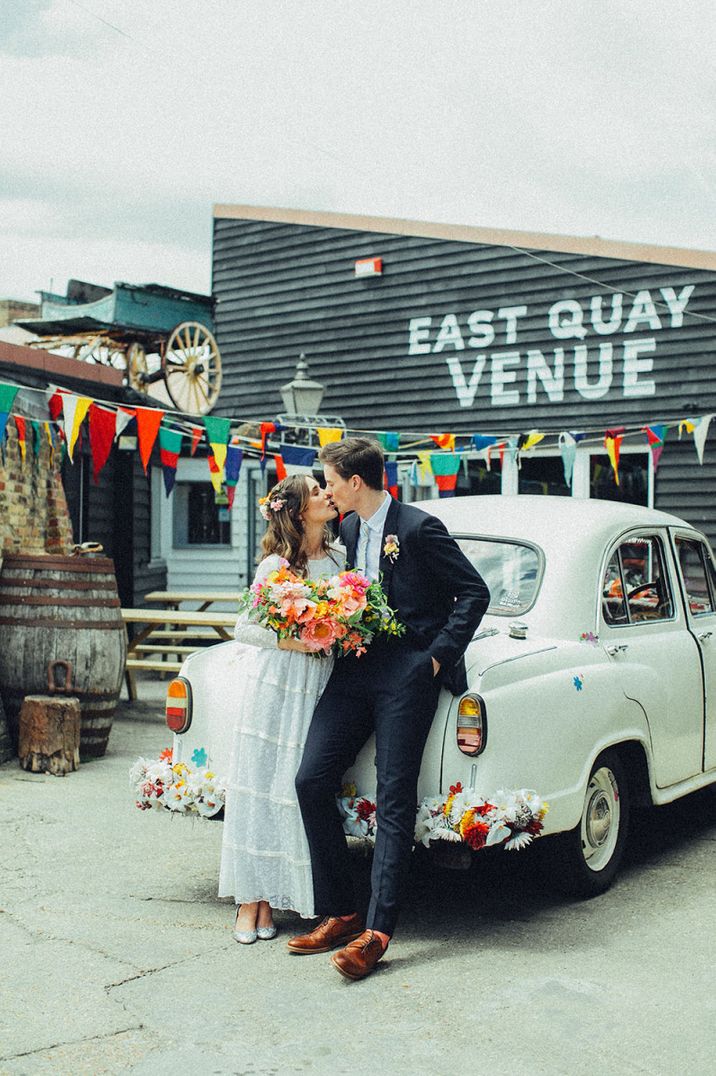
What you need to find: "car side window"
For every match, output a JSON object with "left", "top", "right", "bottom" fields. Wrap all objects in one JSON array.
[
  {"left": 676, "top": 537, "right": 715, "bottom": 617},
  {"left": 602, "top": 535, "right": 673, "bottom": 626}
]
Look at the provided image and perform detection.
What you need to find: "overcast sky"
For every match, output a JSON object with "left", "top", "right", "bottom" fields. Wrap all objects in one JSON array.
[{"left": 1, "top": 0, "right": 714, "bottom": 303}]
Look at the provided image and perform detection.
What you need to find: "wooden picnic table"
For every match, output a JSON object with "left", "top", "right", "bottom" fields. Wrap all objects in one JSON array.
[
  {"left": 121, "top": 608, "right": 236, "bottom": 700},
  {"left": 143, "top": 590, "right": 243, "bottom": 612}
]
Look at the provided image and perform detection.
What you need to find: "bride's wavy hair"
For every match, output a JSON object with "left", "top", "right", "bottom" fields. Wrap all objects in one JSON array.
[{"left": 260, "top": 474, "right": 332, "bottom": 575}]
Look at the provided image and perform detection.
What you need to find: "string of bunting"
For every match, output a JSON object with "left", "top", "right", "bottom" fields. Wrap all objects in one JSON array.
[{"left": 0, "top": 377, "right": 713, "bottom": 501}]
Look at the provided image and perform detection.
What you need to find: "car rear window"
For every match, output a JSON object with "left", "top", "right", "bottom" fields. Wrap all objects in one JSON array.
[{"left": 454, "top": 537, "right": 542, "bottom": 616}]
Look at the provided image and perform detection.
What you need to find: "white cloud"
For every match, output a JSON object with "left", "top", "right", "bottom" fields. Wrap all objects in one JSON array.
[{"left": 1, "top": 0, "right": 714, "bottom": 301}]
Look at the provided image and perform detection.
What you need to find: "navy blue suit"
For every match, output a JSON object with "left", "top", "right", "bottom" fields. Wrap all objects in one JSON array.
[{"left": 295, "top": 499, "right": 490, "bottom": 934}]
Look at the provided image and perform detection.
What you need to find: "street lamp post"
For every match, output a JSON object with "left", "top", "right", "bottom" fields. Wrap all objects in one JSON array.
[{"left": 278, "top": 355, "right": 345, "bottom": 444}]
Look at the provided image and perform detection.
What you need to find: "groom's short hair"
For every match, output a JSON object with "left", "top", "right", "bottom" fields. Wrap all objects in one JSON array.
[{"left": 319, "top": 437, "right": 385, "bottom": 491}]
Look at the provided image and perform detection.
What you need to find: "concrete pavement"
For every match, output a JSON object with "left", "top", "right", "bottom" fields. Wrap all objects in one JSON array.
[{"left": 1, "top": 681, "right": 715, "bottom": 1075}]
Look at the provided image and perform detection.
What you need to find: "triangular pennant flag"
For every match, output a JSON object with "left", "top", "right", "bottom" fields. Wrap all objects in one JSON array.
[
  {"left": 558, "top": 432, "right": 577, "bottom": 487},
  {"left": 520, "top": 431, "right": 545, "bottom": 453},
  {"left": 642, "top": 424, "right": 667, "bottom": 472},
  {"left": 207, "top": 451, "right": 223, "bottom": 494},
  {"left": 135, "top": 407, "right": 164, "bottom": 474},
  {"left": 88, "top": 405, "right": 117, "bottom": 483},
  {"left": 384, "top": 460, "right": 399, "bottom": 499},
  {"left": 430, "top": 433, "right": 455, "bottom": 451},
  {"left": 317, "top": 427, "right": 343, "bottom": 447},
  {"left": 47, "top": 389, "right": 63, "bottom": 421},
  {"left": 471, "top": 434, "right": 497, "bottom": 452},
  {"left": 260, "top": 421, "right": 277, "bottom": 457},
  {"left": 604, "top": 429, "right": 624, "bottom": 486},
  {"left": 44, "top": 422, "right": 54, "bottom": 466},
  {"left": 62, "top": 394, "right": 92, "bottom": 462},
  {"left": 416, "top": 451, "right": 433, "bottom": 486},
  {"left": 225, "top": 441, "right": 243, "bottom": 508},
  {"left": 679, "top": 419, "right": 696, "bottom": 438},
  {"left": 31, "top": 420, "right": 42, "bottom": 467},
  {"left": 190, "top": 426, "right": 203, "bottom": 455},
  {"left": 378, "top": 432, "right": 400, "bottom": 452},
  {"left": 274, "top": 453, "right": 287, "bottom": 482},
  {"left": 115, "top": 407, "right": 135, "bottom": 440},
  {"left": 14, "top": 415, "right": 27, "bottom": 463},
  {"left": 280, "top": 444, "right": 317, "bottom": 473},
  {"left": 159, "top": 426, "right": 183, "bottom": 496},
  {"left": 203, "top": 416, "right": 231, "bottom": 448},
  {"left": 0, "top": 384, "right": 19, "bottom": 413},
  {"left": 693, "top": 415, "right": 714, "bottom": 465},
  {"left": 430, "top": 453, "right": 460, "bottom": 497},
  {"left": 0, "top": 412, "right": 10, "bottom": 445}
]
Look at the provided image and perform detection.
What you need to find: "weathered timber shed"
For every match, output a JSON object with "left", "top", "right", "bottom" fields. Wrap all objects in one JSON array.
[{"left": 211, "top": 205, "right": 716, "bottom": 548}]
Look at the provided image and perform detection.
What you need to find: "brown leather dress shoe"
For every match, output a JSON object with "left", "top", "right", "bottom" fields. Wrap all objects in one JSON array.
[
  {"left": 287, "top": 913, "right": 364, "bottom": 954},
  {"left": 330, "top": 929, "right": 385, "bottom": 980}
]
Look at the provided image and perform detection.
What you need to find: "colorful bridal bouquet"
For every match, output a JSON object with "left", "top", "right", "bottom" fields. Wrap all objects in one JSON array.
[
  {"left": 129, "top": 750, "right": 225, "bottom": 818},
  {"left": 236, "top": 560, "right": 405, "bottom": 656}
]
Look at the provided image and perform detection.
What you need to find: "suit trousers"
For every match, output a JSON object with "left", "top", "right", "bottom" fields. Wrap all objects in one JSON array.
[{"left": 295, "top": 639, "right": 441, "bottom": 935}]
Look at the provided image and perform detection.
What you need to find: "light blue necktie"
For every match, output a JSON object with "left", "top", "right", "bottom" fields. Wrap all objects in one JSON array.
[{"left": 356, "top": 520, "right": 369, "bottom": 573}]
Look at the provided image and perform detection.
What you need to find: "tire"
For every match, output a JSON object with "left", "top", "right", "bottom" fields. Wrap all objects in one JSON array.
[{"left": 547, "top": 749, "right": 630, "bottom": 899}]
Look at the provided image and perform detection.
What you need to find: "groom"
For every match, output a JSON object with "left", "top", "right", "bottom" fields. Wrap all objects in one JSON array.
[{"left": 290, "top": 437, "right": 490, "bottom": 979}]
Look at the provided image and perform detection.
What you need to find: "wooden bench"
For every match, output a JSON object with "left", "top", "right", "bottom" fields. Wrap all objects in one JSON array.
[{"left": 122, "top": 608, "right": 236, "bottom": 701}]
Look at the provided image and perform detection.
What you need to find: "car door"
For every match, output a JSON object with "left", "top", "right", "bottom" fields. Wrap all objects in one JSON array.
[
  {"left": 600, "top": 530, "right": 703, "bottom": 786},
  {"left": 671, "top": 531, "right": 716, "bottom": 772}
]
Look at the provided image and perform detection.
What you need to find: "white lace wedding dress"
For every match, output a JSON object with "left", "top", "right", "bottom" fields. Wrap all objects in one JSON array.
[{"left": 218, "top": 548, "right": 345, "bottom": 917}]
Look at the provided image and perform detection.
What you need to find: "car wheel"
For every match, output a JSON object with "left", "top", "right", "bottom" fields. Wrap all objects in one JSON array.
[{"left": 548, "top": 749, "right": 630, "bottom": 899}]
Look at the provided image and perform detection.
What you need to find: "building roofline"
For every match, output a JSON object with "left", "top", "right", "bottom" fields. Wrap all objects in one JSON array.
[
  {"left": 212, "top": 203, "right": 716, "bottom": 272},
  {"left": 0, "top": 339, "right": 124, "bottom": 388}
]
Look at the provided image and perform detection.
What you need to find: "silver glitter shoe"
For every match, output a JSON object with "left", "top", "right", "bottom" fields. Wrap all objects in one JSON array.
[
  {"left": 232, "top": 928, "right": 258, "bottom": 945},
  {"left": 256, "top": 924, "right": 278, "bottom": 941}
]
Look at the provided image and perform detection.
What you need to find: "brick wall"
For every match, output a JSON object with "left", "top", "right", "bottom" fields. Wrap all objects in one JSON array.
[{"left": 0, "top": 423, "right": 74, "bottom": 555}]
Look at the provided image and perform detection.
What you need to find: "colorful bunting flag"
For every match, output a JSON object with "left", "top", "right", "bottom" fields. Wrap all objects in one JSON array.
[
  {"left": 679, "top": 419, "right": 696, "bottom": 438},
  {"left": 135, "top": 407, "right": 164, "bottom": 474},
  {"left": 0, "top": 385, "right": 19, "bottom": 414},
  {"left": 604, "top": 428, "right": 624, "bottom": 485},
  {"left": 280, "top": 444, "right": 317, "bottom": 473},
  {"left": 14, "top": 415, "right": 27, "bottom": 463},
  {"left": 88, "top": 405, "right": 117, "bottom": 483},
  {"left": 471, "top": 434, "right": 497, "bottom": 452},
  {"left": 384, "top": 460, "right": 399, "bottom": 499},
  {"left": 62, "top": 394, "right": 92, "bottom": 462},
  {"left": 519, "top": 431, "right": 545, "bottom": 453},
  {"left": 190, "top": 426, "right": 203, "bottom": 455},
  {"left": 558, "top": 432, "right": 577, "bottom": 487},
  {"left": 693, "top": 415, "right": 713, "bottom": 465},
  {"left": 0, "top": 411, "right": 10, "bottom": 446},
  {"left": 378, "top": 432, "right": 400, "bottom": 452},
  {"left": 207, "top": 451, "right": 223, "bottom": 494},
  {"left": 159, "top": 426, "right": 183, "bottom": 496},
  {"left": 317, "top": 427, "right": 343, "bottom": 447},
  {"left": 415, "top": 451, "right": 433, "bottom": 486},
  {"left": 225, "top": 441, "right": 244, "bottom": 508},
  {"left": 274, "top": 453, "right": 287, "bottom": 481},
  {"left": 114, "top": 407, "right": 135, "bottom": 441},
  {"left": 31, "top": 420, "right": 42, "bottom": 467},
  {"left": 642, "top": 424, "right": 667, "bottom": 471},
  {"left": 203, "top": 415, "right": 231, "bottom": 486},
  {"left": 430, "top": 453, "right": 461, "bottom": 497},
  {"left": 430, "top": 433, "right": 455, "bottom": 451}
]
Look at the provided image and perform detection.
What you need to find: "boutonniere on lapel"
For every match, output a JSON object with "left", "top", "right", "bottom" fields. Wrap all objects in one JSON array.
[{"left": 383, "top": 534, "right": 400, "bottom": 562}]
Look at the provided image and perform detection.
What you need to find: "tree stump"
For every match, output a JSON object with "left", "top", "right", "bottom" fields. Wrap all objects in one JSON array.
[{"left": 18, "top": 695, "right": 81, "bottom": 776}]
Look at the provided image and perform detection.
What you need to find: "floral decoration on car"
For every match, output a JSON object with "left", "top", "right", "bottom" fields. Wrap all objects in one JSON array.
[
  {"left": 338, "top": 781, "right": 548, "bottom": 851},
  {"left": 579, "top": 631, "right": 599, "bottom": 646},
  {"left": 573, "top": 675, "right": 584, "bottom": 691},
  {"left": 382, "top": 534, "right": 400, "bottom": 562},
  {"left": 130, "top": 753, "right": 225, "bottom": 817}
]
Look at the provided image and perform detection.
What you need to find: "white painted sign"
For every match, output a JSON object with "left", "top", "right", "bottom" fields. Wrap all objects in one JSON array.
[{"left": 406, "top": 285, "right": 695, "bottom": 408}]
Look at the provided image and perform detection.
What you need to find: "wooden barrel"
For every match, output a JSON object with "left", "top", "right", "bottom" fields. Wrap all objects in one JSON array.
[{"left": 0, "top": 555, "right": 127, "bottom": 759}]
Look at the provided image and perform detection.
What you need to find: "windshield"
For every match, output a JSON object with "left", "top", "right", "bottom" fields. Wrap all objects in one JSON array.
[{"left": 454, "top": 536, "right": 543, "bottom": 616}]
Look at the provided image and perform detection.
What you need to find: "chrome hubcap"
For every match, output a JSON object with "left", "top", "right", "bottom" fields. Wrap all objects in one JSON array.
[{"left": 580, "top": 766, "right": 620, "bottom": 872}]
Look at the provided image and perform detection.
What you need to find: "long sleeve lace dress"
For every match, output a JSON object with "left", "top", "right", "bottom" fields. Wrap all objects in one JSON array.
[{"left": 218, "top": 548, "right": 345, "bottom": 917}]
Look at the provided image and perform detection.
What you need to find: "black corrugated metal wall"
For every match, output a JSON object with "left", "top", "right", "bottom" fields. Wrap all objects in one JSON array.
[{"left": 212, "top": 217, "right": 716, "bottom": 541}]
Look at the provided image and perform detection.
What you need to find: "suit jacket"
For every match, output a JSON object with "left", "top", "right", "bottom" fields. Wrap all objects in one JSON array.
[{"left": 340, "top": 499, "right": 490, "bottom": 695}]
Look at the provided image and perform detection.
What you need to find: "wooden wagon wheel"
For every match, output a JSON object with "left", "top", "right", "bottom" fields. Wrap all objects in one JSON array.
[{"left": 163, "top": 321, "right": 222, "bottom": 415}]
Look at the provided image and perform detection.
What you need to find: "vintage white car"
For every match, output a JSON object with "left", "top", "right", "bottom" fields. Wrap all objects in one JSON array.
[{"left": 149, "top": 495, "right": 716, "bottom": 898}]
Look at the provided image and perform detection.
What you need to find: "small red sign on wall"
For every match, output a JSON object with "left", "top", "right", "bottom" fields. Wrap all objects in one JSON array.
[{"left": 354, "top": 257, "right": 383, "bottom": 278}]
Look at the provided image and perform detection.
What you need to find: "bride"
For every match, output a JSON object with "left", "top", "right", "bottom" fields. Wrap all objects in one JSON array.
[{"left": 218, "top": 473, "right": 344, "bottom": 943}]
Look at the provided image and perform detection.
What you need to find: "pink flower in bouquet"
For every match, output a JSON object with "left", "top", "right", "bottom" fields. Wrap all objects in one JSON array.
[
  {"left": 334, "top": 570, "right": 371, "bottom": 595},
  {"left": 299, "top": 617, "right": 342, "bottom": 652},
  {"left": 338, "top": 591, "right": 368, "bottom": 617}
]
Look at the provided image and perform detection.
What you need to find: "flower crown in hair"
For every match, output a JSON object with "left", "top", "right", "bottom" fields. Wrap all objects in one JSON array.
[{"left": 258, "top": 495, "right": 287, "bottom": 521}]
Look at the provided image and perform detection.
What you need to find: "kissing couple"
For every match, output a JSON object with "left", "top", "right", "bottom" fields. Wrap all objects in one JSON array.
[{"left": 219, "top": 436, "right": 489, "bottom": 980}]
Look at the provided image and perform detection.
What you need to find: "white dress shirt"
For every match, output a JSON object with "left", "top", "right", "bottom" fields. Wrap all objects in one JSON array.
[{"left": 355, "top": 492, "right": 392, "bottom": 581}]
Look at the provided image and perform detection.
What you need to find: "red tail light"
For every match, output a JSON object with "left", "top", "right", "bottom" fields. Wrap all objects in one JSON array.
[{"left": 166, "top": 677, "right": 192, "bottom": 734}]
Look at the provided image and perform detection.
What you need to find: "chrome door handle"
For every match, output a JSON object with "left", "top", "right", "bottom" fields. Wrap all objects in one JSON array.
[
  {"left": 605, "top": 644, "right": 629, "bottom": 656},
  {"left": 698, "top": 631, "right": 713, "bottom": 642}
]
